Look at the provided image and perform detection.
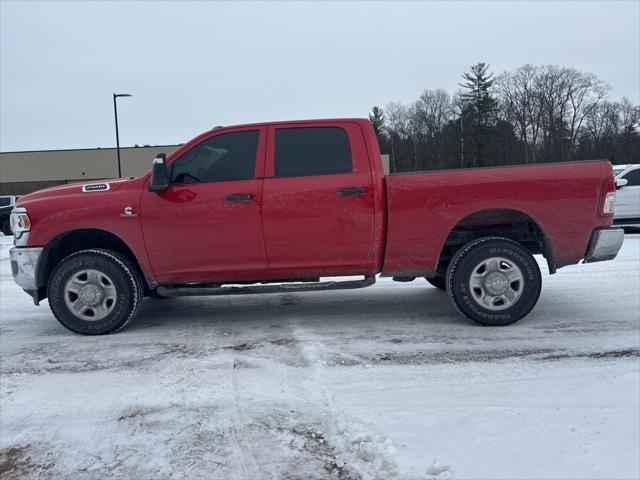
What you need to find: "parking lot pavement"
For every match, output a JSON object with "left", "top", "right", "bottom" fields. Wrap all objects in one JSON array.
[{"left": 1, "top": 235, "right": 639, "bottom": 479}]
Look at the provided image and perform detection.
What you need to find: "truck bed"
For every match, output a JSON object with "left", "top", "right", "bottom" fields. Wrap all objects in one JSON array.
[{"left": 382, "top": 160, "right": 614, "bottom": 275}]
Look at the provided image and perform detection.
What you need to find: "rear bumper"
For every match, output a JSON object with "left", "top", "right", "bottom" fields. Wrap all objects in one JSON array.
[
  {"left": 584, "top": 228, "right": 624, "bottom": 263},
  {"left": 9, "top": 247, "right": 43, "bottom": 303}
]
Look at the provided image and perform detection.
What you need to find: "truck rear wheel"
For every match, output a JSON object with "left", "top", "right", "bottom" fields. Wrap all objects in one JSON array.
[
  {"left": 446, "top": 237, "right": 541, "bottom": 326},
  {"left": 48, "top": 249, "right": 144, "bottom": 335}
]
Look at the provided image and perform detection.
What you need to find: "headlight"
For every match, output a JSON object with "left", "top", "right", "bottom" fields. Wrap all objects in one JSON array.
[{"left": 9, "top": 207, "right": 31, "bottom": 238}]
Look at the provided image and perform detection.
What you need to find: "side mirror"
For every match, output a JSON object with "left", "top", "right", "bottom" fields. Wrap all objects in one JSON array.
[
  {"left": 149, "top": 154, "right": 169, "bottom": 192},
  {"left": 616, "top": 178, "right": 628, "bottom": 189}
]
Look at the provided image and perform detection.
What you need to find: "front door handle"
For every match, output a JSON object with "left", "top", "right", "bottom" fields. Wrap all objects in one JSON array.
[
  {"left": 225, "top": 193, "right": 254, "bottom": 202},
  {"left": 337, "top": 187, "right": 367, "bottom": 197}
]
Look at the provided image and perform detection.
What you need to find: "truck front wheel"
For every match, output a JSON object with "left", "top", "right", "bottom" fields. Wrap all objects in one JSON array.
[
  {"left": 48, "top": 249, "right": 144, "bottom": 334},
  {"left": 446, "top": 237, "right": 541, "bottom": 326}
]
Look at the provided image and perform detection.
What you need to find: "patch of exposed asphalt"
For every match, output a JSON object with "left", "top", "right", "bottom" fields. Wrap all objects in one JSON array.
[
  {"left": 0, "top": 446, "right": 26, "bottom": 478},
  {"left": 222, "top": 342, "right": 257, "bottom": 352},
  {"left": 116, "top": 405, "right": 172, "bottom": 423},
  {"left": 328, "top": 356, "right": 362, "bottom": 367},
  {"left": 2, "top": 340, "right": 261, "bottom": 375},
  {"left": 2, "top": 337, "right": 309, "bottom": 376},
  {"left": 277, "top": 425, "right": 362, "bottom": 480},
  {"left": 1, "top": 342, "right": 215, "bottom": 375},
  {"left": 540, "top": 348, "right": 640, "bottom": 361},
  {"left": 271, "top": 337, "right": 298, "bottom": 347},
  {"left": 3, "top": 337, "right": 638, "bottom": 376},
  {"left": 0, "top": 445, "right": 55, "bottom": 480},
  {"left": 345, "top": 348, "right": 640, "bottom": 366}
]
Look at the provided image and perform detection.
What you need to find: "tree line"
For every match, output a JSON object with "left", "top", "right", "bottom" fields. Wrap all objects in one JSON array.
[{"left": 370, "top": 63, "right": 640, "bottom": 173}]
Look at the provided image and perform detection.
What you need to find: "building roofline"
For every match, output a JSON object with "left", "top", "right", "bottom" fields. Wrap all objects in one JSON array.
[{"left": 0, "top": 144, "right": 182, "bottom": 155}]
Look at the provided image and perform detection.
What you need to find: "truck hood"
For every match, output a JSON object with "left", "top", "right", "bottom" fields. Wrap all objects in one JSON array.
[{"left": 16, "top": 177, "right": 138, "bottom": 206}]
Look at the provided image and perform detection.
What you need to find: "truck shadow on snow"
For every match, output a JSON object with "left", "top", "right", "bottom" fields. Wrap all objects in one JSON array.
[{"left": 128, "top": 285, "right": 469, "bottom": 332}]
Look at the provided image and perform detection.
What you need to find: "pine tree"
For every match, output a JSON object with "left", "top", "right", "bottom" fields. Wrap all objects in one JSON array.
[
  {"left": 458, "top": 63, "right": 499, "bottom": 166},
  {"left": 460, "top": 63, "right": 498, "bottom": 128},
  {"left": 369, "top": 106, "right": 390, "bottom": 157},
  {"left": 368, "top": 106, "right": 386, "bottom": 138}
]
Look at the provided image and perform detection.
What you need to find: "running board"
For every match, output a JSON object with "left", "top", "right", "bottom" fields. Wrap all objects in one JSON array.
[{"left": 156, "top": 275, "right": 376, "bottom": 297}]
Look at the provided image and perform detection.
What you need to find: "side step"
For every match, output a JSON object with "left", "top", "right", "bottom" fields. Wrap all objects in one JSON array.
[{"left": 156, "top": 275, "right": 376, "bottom": 297}]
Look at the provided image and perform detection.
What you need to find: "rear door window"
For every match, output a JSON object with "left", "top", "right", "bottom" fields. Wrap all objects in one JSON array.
[{"left": 274, "top": 127, "right": 352, "bottom": 177}]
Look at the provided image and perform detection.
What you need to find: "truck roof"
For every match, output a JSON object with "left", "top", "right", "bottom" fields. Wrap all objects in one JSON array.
[{"left": 210, "top": 118, "right": 371, "bottom": 131}]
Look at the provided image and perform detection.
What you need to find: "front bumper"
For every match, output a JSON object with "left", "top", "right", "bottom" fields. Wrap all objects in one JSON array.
[
  {"left": 9, "top": 247, "right": 43, "bottom": 303},
  {"left": 584, "top": 228, "right": 624, "bottom": 263}
]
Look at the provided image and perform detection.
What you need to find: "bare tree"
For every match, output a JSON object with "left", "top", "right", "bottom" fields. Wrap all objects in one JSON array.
[
  {"left": 535, "top": 65, "right": 570, "bottom": 161},
  {"left": 496, "top": 64, "right": 540, "bottom": 162},
  {"left": 619, "top": 97, "right": 640, "bottom": 131},
  {"left": 407, "top": 89, "right": 454, "bottom": 169},
  {"left": 385, "top": 101, "right": 411, "bottom": 138},
  {"left": 413, "top": 89, "right": 454, "bottom": 139},
  {"left": 584, "top": 101, "right": 618, "bottom": 153},
  {"left": 533, "top": 65, "right": 610, "bottom": 161},
  {"left": 565, "top": 69, "right": 610, "bottom": 155},
  {"left": 385, "top": 101, "right": 411, "bottom": 171}
]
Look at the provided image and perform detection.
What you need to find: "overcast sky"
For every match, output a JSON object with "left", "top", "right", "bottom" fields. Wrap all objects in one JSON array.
[{"left": 1, "top": 0, "right": 638, "bottom": 152}]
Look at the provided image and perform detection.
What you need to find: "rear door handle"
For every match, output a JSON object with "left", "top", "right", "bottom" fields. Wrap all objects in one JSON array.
[
  {"left": 225, "top": 193, "right": 254, "bottom": 202},
  {"left": 337, "top": 187, "right": 367, "bottom": 197}
]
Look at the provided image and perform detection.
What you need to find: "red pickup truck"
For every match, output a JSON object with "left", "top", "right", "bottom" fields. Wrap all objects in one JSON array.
[{"left": 9, "top": 118, "right": 624, "bottom": 335}]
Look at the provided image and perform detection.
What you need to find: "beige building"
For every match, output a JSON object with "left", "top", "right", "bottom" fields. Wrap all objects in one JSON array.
[{"left": 0, "top": 145, "right": 181, "bottom": 195}]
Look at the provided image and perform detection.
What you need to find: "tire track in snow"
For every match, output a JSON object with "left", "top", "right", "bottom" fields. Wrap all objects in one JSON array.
[
  {"left": 224, "top": 318, "right": 344, "bottom": 479},
  {"left": 208, "top": 312, "right": 371, "bottom": 479},
  {"left": 226, "top": 351, "right": 265, "bottom": 480},
  {"left": 289, "top": 320, "right": 400, "bottom": 480},
  {"left": 143, "top": 325, "right": 262, "bottom": 479}
]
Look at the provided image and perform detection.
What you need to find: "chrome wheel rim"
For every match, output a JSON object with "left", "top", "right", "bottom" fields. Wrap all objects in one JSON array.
[
  {"left": 64, "top": 269, "right": 117, "bottom": 321},
  {"left": 468, "top": 257, "right": 524, "bottom": 311}
]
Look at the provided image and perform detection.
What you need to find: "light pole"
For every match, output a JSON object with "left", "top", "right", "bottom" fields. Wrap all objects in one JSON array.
[{"left": 113, "top": 93, "right": 132, "bottom": 177}]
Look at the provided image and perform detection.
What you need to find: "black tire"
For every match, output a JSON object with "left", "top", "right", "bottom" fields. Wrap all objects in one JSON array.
[
  {"left": 48, "top": 249, "right": 144, "bottom": 335},
  {"left": 446, "top": 237, "right": 541, "bottom": 326},
  {"left": 425, "top": 276, "right": 447, "bottom": 290},
  {"left": 1, "top": 219, "right": 11, "bottom": 236}
]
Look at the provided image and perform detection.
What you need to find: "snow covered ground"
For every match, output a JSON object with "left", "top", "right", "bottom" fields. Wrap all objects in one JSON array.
[{"left": 1, "top": 235, "right": 639, "bottom": 480}]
